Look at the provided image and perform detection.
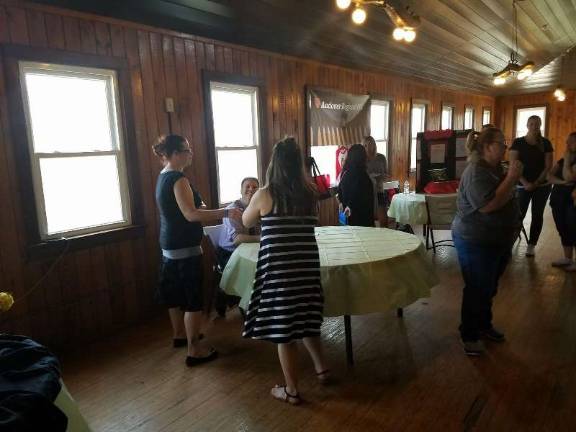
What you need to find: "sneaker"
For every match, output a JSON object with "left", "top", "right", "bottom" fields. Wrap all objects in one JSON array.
[
  {"left": 526, "top": 244, "right": 535, "bottom": 257},
  {"left": 463, "top": 340, "right": 485, "bottom": 356},
  {"left": 552, "top": 258, "right": 572, "bottom": 267},
  {"left": 564, "top": 263, "right": 576, "bottom": 272},
  {"left": 480, "top": 327, "right": 505, "bottom": 342}
]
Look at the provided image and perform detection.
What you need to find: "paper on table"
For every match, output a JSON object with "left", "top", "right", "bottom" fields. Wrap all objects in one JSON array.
[
  {"left": 430, "top": 143, "right": 446, "bottom": 164},
  {"left": 456, "top": 137, "right": 467, "bottom": 158}
]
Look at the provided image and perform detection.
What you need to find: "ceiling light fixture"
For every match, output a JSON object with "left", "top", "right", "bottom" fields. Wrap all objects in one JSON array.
[
  {"left": 335, "top": 0, "right": 420, "bottom": 42},
  {"left": 492, "top": 0, "right": 534, "bottom": 86},
  {"left": 552, "top": 47, "right": 572, "bottom": 102}
]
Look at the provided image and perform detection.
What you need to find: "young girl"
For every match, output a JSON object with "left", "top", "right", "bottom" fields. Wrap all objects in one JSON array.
[
  {"left": 548, "top": 132, "right": 576, "bottom": 271},
  {"left": 242, "top": 137, "right": 329, "bottom": 405}
]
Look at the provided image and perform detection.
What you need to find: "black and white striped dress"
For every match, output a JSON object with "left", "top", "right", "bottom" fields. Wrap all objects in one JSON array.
[{"left": 242, "top": 214, "right": 324, "bottom": 343}]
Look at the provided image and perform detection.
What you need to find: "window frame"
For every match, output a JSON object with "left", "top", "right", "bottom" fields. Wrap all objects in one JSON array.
[
  {"left": 410, "top": 100, "right": 428, "bottom": 173},
  {"left": 19, "top": 61, "right": 132, "bottom": 240},
  {"left": 2, "top": 45, "right": 144, "bottom": 259},
  {"left": 203, "top": 71, "right": 268, "bottom": 207},
  {"left": 369, "top": 98, "right": 392, "bottom": 159},
  {"left": 441, "top": 103, "right": 454, "bottom": 130},
  {"left": 513, "top": 104, "right": 548, "bottom": 139},
  {"left": 482, "top": 106, "right": 492, "bottom": 126},
  {"left": 464, "top": 105, "right": 475, "bottom": 130}
]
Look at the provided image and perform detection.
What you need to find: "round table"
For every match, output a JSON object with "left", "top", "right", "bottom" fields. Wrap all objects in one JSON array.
[
  {"left": 387, "top": 192, "right": 428, "bottom": 226},
  {"left": 220, "top": 226, "right": 438, "bottom": 363}
]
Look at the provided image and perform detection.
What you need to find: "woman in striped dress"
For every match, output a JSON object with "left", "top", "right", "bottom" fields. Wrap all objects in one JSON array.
[{"left": 242, "top": 137, "right": 329, "bottom": 405}]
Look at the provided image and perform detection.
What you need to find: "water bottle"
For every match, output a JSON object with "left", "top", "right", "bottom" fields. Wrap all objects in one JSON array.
[{"left": 403, "top": 180, "right": 410, "bottom": 194}]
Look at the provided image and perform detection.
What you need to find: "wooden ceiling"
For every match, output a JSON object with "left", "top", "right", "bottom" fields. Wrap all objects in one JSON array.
[{"left": 30, "top": 0, "right": 576, "bottom": 95}]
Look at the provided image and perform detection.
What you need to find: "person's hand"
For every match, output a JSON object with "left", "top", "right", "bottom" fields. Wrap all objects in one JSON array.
[
  {"left": 227, "top": 207, "right": 243, "bottom": 221},
  {"left": 507, "top": 160, "right": 523, "bottom": 182},
  {"left": 344, "top": 206, "right": 351, "bottom": 217},
  {"left": 338, "top": 202, "right": 343, "bottom": 213},
  {"left": 524, "top": 182, "right": 536, "bottom": 191}
]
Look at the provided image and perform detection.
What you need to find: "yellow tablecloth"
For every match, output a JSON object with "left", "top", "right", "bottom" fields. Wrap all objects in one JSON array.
[
  {"left": 220, "top": 226, "right": 438, "bottom": 317},
  {"left": 387, "top": 193, "right": 428, "bottom": 225}
]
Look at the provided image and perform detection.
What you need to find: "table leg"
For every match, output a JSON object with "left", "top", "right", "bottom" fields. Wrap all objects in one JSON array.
[
  {"left": 397, "top": 308, "right": 403, "bottom": 318},
  {"left": 344, "top": 315, "right": 353, "bottom": 366}
]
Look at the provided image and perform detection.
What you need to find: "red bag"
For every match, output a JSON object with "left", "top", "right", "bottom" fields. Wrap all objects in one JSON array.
[
  {"left": 423, "top": 180, "right": 459, "bottom": 194},
  {"left": 309, "top": 157, "right": 331, "bottom": 200}
]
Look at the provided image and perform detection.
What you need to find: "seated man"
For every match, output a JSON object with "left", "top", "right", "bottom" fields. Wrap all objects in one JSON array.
[
  {"left": 215, "top": 177, "right": 260, "bottom": 317},
  {"left": 217, "top": 177, "right": 261, "bottom": 268}
]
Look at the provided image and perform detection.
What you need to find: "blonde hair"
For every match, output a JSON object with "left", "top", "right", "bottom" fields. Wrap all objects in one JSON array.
[{"left": 466, "top": 127, "right": 503, "bottom": 162}]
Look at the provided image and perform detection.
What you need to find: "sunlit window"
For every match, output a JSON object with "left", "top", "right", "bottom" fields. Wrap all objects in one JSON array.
[
  {"left": 210, "top": 82, "right": 260, "bottom": 204},
  {"left": 515, "top": 106, "right": 546, "bottom": 138},
  {"left": 411, "top": 103, "right": 426, "bottom": 170},
  {"left": 464, "top": 106, "right": 474, "bottom": 130},
  {"left": 482, "top": 108, "right": 491, "bottom": 126},
  {"left": 370, "top": 100, "right": 390, "bottom": 158},
  {"left": 441, "top": 105, "right": 453, "bottom": 130},
  {"left": 20, "top": 62, "right": 131, "bottom": 239}
]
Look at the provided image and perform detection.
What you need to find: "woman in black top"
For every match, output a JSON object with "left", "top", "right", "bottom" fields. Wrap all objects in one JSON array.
[
  {"left": 337, "top": 144, "right": 374, "bottom": 227},
  {"left": 548, "top": 132, "right": 576, "bottom": 271},
  {"left": 509, "top": 115, "right": 553, "bottom": 257},
  {"left": 153, "top": 135, "right": 242, "bottom": 366}
]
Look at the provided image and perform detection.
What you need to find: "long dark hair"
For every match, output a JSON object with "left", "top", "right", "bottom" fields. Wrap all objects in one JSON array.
[
  {"left": 266, "top": 137, "right": 317, "bottom": 216},
  {"left": 342, "top": 144, "right": 367, "bottom": 173}
]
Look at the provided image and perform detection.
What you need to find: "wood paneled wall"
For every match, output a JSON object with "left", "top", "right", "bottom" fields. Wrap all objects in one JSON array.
[
  {"left": 495, "top": 90, "right": 576, "bottom": 159},
  {"left": 0, "top": 0, "right": 494, "bottom": 349}
]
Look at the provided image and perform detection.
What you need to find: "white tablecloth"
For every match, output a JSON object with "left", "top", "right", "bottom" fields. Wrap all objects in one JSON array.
[{"left": 387, "top": 193, "right": 428, "bottom": 225}]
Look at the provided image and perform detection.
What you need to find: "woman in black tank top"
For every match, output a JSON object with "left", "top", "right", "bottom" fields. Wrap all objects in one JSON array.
[
  {"left": 153, "top": 135, "right": 242, "bottom": 367},
  {"left": 548, "top": 132, "right": 576, "bottom": 271}
]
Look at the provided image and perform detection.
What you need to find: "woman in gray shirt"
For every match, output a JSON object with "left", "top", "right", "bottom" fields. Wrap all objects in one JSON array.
[{"left": 451, "top": 127, "right": 523, "bottom": 356}]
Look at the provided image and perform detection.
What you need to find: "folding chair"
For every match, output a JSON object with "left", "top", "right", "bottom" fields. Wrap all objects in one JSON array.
[{"left": 424, "top": 194, "right": 458, "bottom": 253}]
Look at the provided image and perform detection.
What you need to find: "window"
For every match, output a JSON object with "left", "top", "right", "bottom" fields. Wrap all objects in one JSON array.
[
  {"left": 370, "top": 100, "right": 390, "bottom": 158},
  {"left": 464, "top": 106, "right": 474, "bottom": 130},
  {"left": 19, "top": 62, "right": 131, "bottom": 240},
  {"left": 515, "top": 106, "right": 546, "bottom": 138},
  {"left": 482, "top": 108, "right": 492, "bottom": 126},
  {"left": 209, "top": 82, "right": 260, "bottom": 204},
  {"left": 410, "top": 103, "right": 426, "bottom": 170},
  {"left": 441, "top": 105, "right": 454, "bottom": 130}
]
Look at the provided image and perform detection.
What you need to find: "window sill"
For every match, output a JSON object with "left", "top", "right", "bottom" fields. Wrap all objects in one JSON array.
[{"left": 26, "top": 224, "right": 146, "bottom": 261}]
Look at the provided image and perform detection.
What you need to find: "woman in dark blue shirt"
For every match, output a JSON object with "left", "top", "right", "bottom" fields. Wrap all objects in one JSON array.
[
  {"left": 153, "top": 135, "right": 242, "bottom": 366},
  {"left": 509, "top": 115, "right": 553, "bottom": 257}
]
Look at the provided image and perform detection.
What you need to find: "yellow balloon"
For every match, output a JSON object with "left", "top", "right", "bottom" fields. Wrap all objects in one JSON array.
[{"left": 0, "top": 292, "right": 14, "bottom": 312}]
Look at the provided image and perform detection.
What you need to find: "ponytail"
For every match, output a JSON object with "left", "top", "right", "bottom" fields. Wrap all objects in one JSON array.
[{"left": 466, "top": 127, "right": 503, "bottom": 162}]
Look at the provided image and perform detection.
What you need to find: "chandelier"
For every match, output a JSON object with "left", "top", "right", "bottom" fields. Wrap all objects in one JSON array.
[
  {"left": 493, "top": 0, "right": 534, "bottom": 85},
  {"left": 335, "top": 0, "right": 420, "bottom": 43}
]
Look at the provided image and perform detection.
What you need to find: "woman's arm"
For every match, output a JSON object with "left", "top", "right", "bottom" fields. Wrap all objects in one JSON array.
[
  {"left": 548, "top": 161, "right": 567, "bottom": 185},
  {"left": 233, "top": 234, "right": 260, "bottom": 245},
  {"left": 174, "top": 178, "right": 241, "bottom": 223},
  {"left": 535, "top": 152, "right": 553, "bottom": 184},
  {"left": 562, "top": 152, "right": 575, "bottom": 182},
  {"left": 479, "top": 160, "right": 523, "bottom": 213},
  {"left": 242, "top": 188, "right": 272, "bottom": 228}
]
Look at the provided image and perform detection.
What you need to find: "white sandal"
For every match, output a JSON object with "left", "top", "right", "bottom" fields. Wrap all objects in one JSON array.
[{"left": 270, "top": 385, "right": 301, "bottom": 405}]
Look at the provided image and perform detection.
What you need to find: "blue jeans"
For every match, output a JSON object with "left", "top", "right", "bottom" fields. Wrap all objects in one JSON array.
[{"left": 453, "top": 235, "right": 511, "bottom": 342}]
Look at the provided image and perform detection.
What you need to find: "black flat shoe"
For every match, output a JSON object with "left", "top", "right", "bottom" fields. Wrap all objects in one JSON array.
[
  {"left": 173, "top": 334, "right": 204, "bottom": 348},
  {"left": 185, "top": 349, "right": 218, "bottom": 367}
]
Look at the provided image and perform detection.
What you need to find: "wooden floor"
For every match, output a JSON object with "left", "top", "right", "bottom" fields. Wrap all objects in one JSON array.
[{"left": 61, "top": 209, "right": 576, "bottom": 432}]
